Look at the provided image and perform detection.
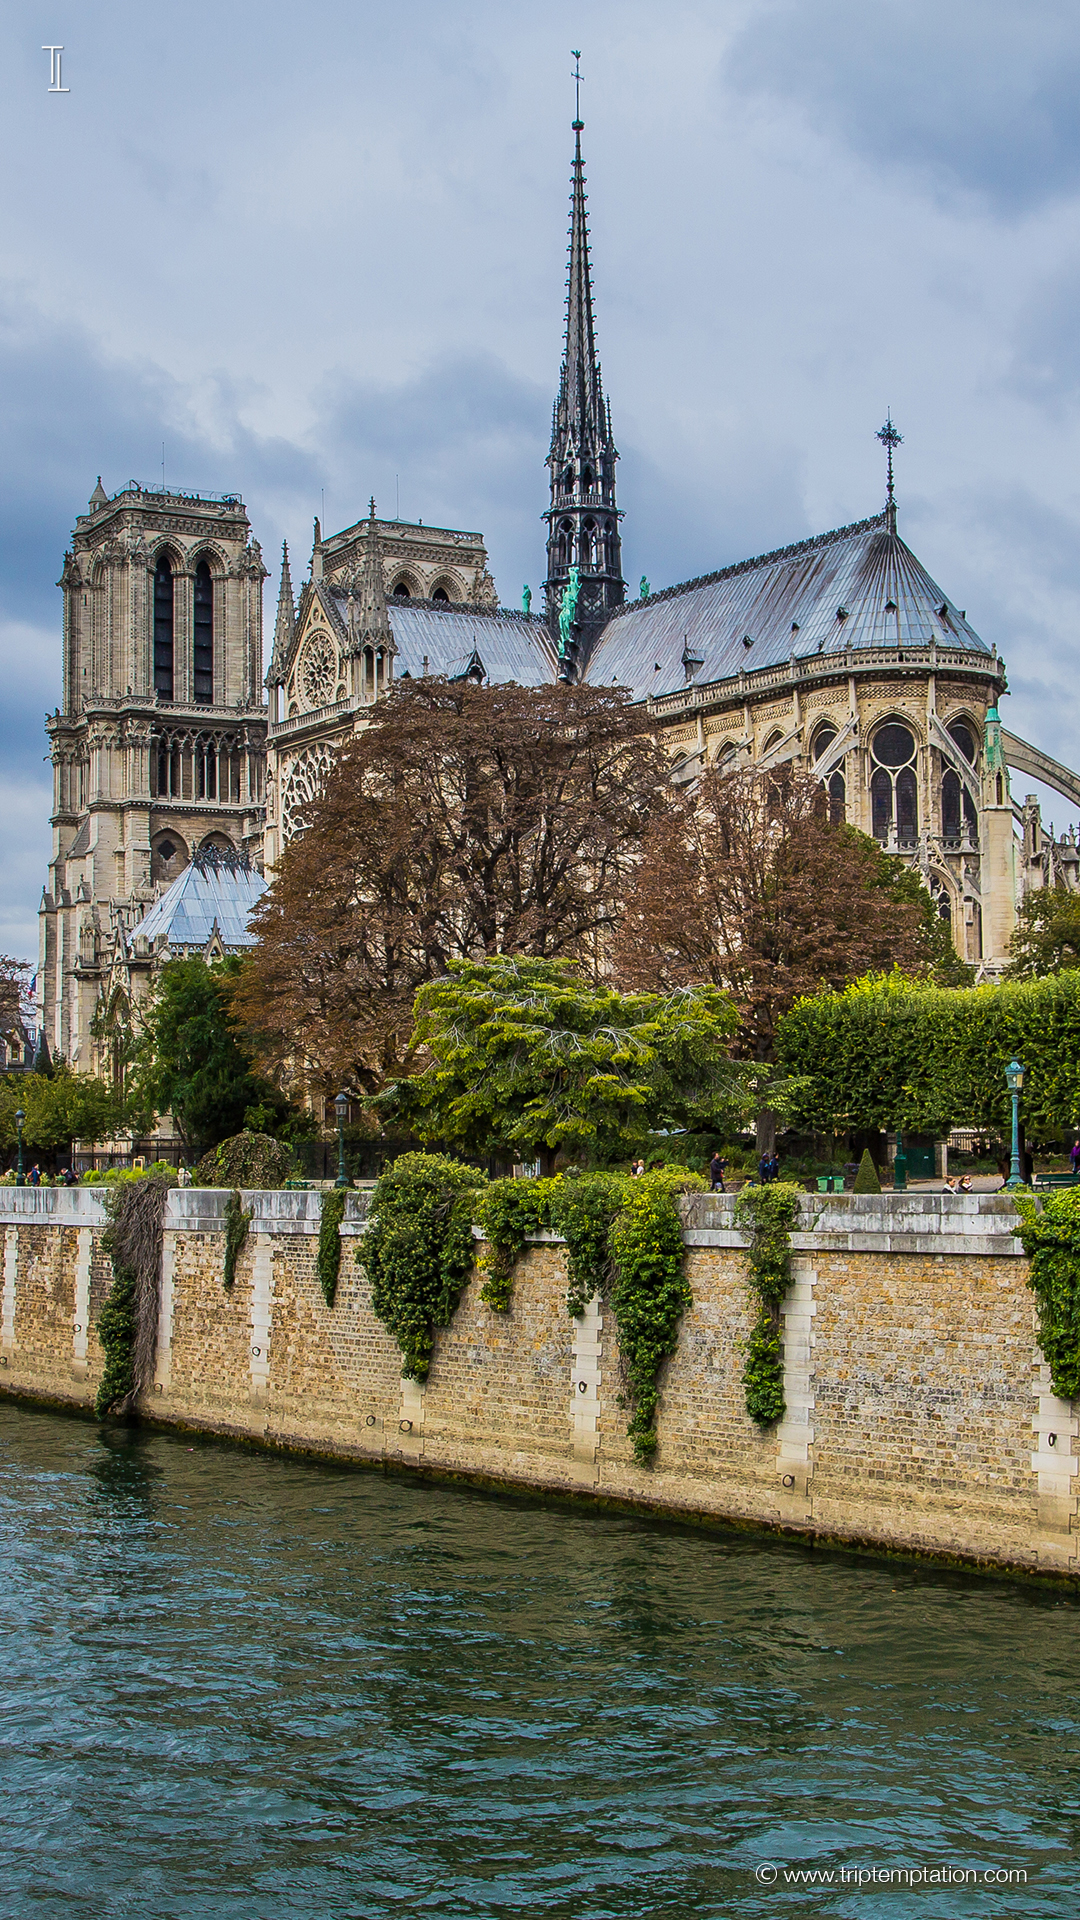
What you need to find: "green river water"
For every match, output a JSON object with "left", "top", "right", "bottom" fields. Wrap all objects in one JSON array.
[{"left": 0, "top": 1401, "right": 1076, "bottom": 1918}]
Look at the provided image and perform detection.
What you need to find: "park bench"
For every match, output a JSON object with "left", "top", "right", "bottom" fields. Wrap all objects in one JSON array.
[{"left": 1033, "top": 1172, "right": 1080, "bottom": 1190}]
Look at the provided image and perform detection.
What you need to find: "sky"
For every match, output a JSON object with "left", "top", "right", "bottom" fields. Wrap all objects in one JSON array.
[{"left": 3, "top": 0, "right": 1080, "bottom": 959}]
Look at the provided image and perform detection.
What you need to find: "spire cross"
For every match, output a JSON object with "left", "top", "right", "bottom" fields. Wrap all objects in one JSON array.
[
  {"left": 571, "top": 49, "right": 583, "bottom": 128},
  {"left": 876, "top": 412, "right": 903, "bottom": 505}
]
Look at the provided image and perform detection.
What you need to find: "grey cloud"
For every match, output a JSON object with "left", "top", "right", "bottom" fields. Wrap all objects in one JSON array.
[
  {"left": 1009, "top": 259, "right": 1080, "bottom": 408},
  {"left": 728, "top": 0, "right": 1080, "bottom": 216}
]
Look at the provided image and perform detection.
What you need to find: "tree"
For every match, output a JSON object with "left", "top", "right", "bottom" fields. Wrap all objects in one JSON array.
[
  {"left": 0, "top": 1070, "right": 126, "bottom": 1159},
  {"left": 235, "top": 678, "right": 666, "bottom": 1096},
  {"left": 0, "top": 956, "right": 29, "bottom": 1041},
  {"left": 1007, "top": 886, "right": 1080, "bottom": 979},
  {"left": 612, "top": 762, "right": 946, "bottom": 1071},
  {"left": 380, "top": 955, "right": 752, "bottom": 1171},
  {"left": 130, "top": 957, "right": 294, "bottom": 1161}
]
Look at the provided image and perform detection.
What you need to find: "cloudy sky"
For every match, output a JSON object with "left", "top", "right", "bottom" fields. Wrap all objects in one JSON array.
[{"left": 3, "top": 0, "right": 1080, "bottom": 958}]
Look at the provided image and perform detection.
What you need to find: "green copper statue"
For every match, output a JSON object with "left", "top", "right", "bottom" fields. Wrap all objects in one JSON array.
[
  {"left": 558, "top": 566, "right": 581, "bottom": 657},
  {"left": 522, "top": 585, "right": 531, "bottom": 614},
  {"left": 639, "top": 576, "right": 650, "bottom": 601}
]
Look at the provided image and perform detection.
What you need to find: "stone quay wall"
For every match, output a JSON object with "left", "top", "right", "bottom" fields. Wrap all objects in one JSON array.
[{"left": 0, "top": 1187, "right": 1074, "bottom": 1581}]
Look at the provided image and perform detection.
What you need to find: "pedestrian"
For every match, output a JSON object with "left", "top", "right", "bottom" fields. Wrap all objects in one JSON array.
[
  {"left": 28, "top": 1164, "right": 40, "bottom": 1187},
  {"left": 1071, "top": 1137, "right": 1080, "bottom": 1179},
  {"left": 769, "top": 1151, "right": 781, "bottom": 1182},
  {"left": 758, "top": 1151, "right": 773, "bottom": 1184},
  {"left": 709, "top": 1150, "right": 726, "bottom": 1193}
]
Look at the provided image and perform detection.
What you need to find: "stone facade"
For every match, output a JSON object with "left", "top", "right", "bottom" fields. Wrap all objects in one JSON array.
[
  {"left": 2, "top": 1186, "right": 1076, "bottom": 1581},
  {"left": 39, "top": 483, "right": 269, "bottom": 1072}
]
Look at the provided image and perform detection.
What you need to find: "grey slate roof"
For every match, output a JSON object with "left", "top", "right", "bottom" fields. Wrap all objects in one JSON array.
[
  {"left": 380, "top": 600, "right": 559, "bottom": 686},
  {"left": 132, "top": 860, "right": 268, "bottom": 951},
  {"left": 583, "top": 514, "right": 991, "bottom": 700}
]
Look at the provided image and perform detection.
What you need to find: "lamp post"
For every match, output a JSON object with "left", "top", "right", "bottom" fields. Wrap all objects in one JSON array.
[
  {"left": 14, "top": 1109, "right": 25, "bottom": 1187},
  {"left": 1005, "top": 1059, "right": 1025, "bottom": 1189},
  {"left": 893, "top": 1127, "right": 907, "bottom": 1192},
  {"left": 334, "top": 1092, "right": 349, "bottom": 1189}
]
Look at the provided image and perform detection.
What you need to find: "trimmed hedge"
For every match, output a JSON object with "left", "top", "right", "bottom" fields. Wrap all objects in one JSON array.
[{"left": 776, "top": 970, "right": 1080, "bottom": 1136}]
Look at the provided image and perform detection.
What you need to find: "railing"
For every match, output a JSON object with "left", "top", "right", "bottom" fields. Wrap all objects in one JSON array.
[
  {"left": 270, "top": 699, "right": 355, "bottom": 740},
  {"left": 647, "top": 645, "right": 1000, "bottom": 719}
]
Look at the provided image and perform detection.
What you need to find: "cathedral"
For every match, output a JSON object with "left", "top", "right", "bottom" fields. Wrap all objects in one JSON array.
[{"left": 39, "top": 107, "right": 1080, "bottom": 1073}]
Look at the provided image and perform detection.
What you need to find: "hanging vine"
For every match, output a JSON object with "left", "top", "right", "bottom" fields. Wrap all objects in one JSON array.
[
  {"left": 317, "top": 1189, "right": 347, "bottom": 1307},
  {"left": 608, "top": 1174, "right": 697, "bottom": 1464},
  {"left": 95, "top": 1174, "right": 171, "bottom": 1419},
  {"left": 733, "top": 1181, "right": 802, "bottom": 1427},
  {"left": 223, "top": 1189, "right": 253, "bottom": 1292},
  {"left": 1013, "top": 1188, "right": 1080, "bottom": 1399},
  {"left": 474, "top": 1179, "right": 549, "bottom": 1310},
  {"left": 357, "top": 1153, "right": 486, "bottom": 1378}
]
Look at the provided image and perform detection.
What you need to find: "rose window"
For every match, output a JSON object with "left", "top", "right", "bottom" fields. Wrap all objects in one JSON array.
[{"left": 300, "top": 632, "right": 337, "bottom": 709}]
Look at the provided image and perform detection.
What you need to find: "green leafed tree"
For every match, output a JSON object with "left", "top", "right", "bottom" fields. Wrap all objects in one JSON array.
[
  {"left": 0, "top": 1069, "right": 126, "bottom": 1160},
  {"left": 1007, "top": 887, "right": 1080, "bottom": 979},
  {"left": 129, "top": 956, "right": 295, "bottom": 1162},
  {"left": 380, "top": 955, "right": 755, "bottom": 1171}
]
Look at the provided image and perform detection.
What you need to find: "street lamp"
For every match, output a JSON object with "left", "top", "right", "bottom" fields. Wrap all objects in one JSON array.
[
  {"left": 1005, "top": 1059, "right": 1025, "bottom": 1189},
  {"left": 334, "top": 1092, "right": 350, "bottom": 1189},
  {"left": 893, "top": 1127, "right": 907, "bottom": 1192},
  {"left": 14, "top": 1109, "right": 25, "bottom": 1187}
]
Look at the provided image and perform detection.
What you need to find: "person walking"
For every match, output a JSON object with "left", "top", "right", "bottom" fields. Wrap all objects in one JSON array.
[
  {"left": 709, "top": 1150, "right": 726, "bottom": 1193},
  {"left": 1071, "top": 1137, "right": 1080, "bottom": 1180}
]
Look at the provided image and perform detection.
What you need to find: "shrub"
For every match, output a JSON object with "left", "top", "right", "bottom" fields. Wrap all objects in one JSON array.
[
  {"left": 852, "top": 1149, "right": 881, "bottom": 1194},
  {"left": 192, "top": 1131, "right": 296, "bottom": 1189}
]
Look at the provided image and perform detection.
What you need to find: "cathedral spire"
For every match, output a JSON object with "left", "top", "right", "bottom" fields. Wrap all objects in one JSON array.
[
  {"left": 544, "top": 54, "right": 624, "bottom": 675},
  {"left": 266, "top": 540, "right": 295, "bottom": 687},
  {"left": 353, "top": 497, "right": 392, "bottom": 654}
]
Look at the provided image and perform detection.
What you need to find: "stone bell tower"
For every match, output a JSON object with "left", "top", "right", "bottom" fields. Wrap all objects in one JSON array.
[{"left": 39, "top": 480, "right": 268, "bottom": 1070}]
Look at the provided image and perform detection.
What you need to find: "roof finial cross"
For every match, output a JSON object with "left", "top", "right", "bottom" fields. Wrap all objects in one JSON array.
[
  {"left": 876, "top": 411, "right": 902, "bottom": 508},
  {"left": 571, "top": 49, "right": 584, "bottom": 129}
]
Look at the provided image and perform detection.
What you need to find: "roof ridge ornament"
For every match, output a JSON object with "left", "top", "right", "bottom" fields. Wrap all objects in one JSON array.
[{"left": 876, "top": 412, "right": 903, "bottom": 533}]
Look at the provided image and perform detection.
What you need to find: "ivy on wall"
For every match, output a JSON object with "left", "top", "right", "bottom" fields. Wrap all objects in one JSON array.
[
  {"left": 223, "top": 1189, "right": 253, "bottom": 1292},
  {"left": 358, "top": 1153, "right": 485, "bottom": 1378},
  {"left": 95, "top": 1174, "right": 170, "bottom": 1419},
  {"left": 357, "top": 1155, "right": 701, "bottom": 1461},
  {"left": 608, "top": 1175, "right": 695, "bottom": 1463},
  {"left": 317, "top": 1189, "right": 347, "bottom": 1307},
  {"left": 733, "top": 1181, "right": 802, "bottom": 1427},
  {"left": 474, "top": 1179, "right": 549, "bottom": 1311},
  {"left": 1013, "top": 1188, "right": 1080, "bottom": 1400}
]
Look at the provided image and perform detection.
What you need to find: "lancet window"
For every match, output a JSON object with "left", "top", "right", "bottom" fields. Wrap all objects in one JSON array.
[
  {"left": 941, "top": 720, "right": 979, "bottom": 847},
  {"left": 870, "top": 721, "right": 918, "bottom": 846},
  {"left": 193, "top": 559, "right": 214, "bottom": 703},
  {"left": 154, "top": 557, "right": 174, "bottom": 699},
  {"left": 810, "top": 722, "right": 846, "bottom": 826}
]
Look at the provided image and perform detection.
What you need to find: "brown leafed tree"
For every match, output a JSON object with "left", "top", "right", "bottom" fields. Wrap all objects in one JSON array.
[
  {"left": 236, "top": 677, "right": 665, "bottom": 1094},
  {"left": 612, "top": 763, "right": 933, "bottom": 1069}
]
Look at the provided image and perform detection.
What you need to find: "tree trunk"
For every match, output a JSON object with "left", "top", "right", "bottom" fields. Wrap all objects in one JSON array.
[{"left": 755, "top": 1109, "right": 776, "bottom": 1159}]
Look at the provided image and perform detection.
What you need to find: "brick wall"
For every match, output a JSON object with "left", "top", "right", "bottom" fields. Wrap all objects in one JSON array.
[{"left": 0, "top": 1186, "right": 1074, "bottom": 1579}]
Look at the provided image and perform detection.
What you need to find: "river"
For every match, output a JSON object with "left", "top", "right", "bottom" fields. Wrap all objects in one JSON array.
[{"left": 0, "top": 1402, "right": 1076, "bottom": 1917}]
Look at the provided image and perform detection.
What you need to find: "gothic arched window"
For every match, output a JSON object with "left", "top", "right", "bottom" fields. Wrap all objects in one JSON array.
[
  {"left": 391, "top": 580, "right": 410, "bottom": 599},
  {"left": 870, "top": 721, "right": 918, "bottom": 844},
  {"left": 153, "top": 556, "right": 174, "bottom": 699},
  {"left": 193, "top": 559, "right": 213, "bottom": 703},
  {"left": 827, "top": 770, "right": 846, "bottom": 825},
  {"left": 941, "top": 720, "right": 978, "bottom": 845},
  {"left": 432, "top": 587, "right": 449, "bottom": 604}
]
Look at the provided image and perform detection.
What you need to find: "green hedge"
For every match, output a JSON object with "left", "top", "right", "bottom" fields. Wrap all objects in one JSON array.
[{"left": 775, "top": 970, "right": 1080, "bottom": 1136}]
